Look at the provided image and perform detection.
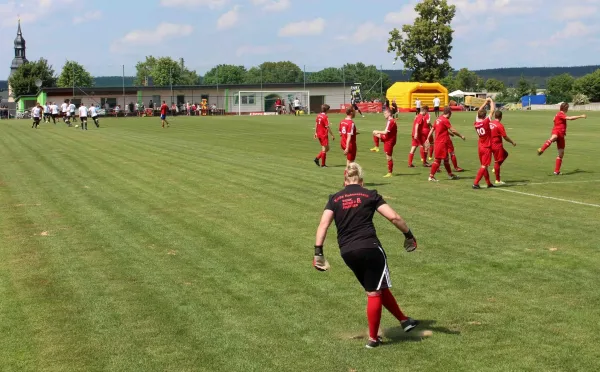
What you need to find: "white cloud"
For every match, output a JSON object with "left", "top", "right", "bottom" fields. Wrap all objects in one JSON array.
[
  {"left": 0, "top": 0, "right": 73, "bottom": 28},
  {"left": 236, "top": 44, "right": 292, "bottom": 57},
  {"left": 384, "top": 4, "right": 417, "bottom": 25},
  {"left": 217, "top": 5, "right": 240, "bottom": 30},
  {"left": 111, "top": 23, "right": 193, "bottom": 52},
  {"left": 73, "top": 10, "right": 102, "bottom": 25},
  {"left": 529, "top": 21, "right": 596, "bottom": 47},
  {"left": 556, "top": 6, "right": 598, "bottom": 20},
  {"left": 348, "top": 22, "right": 388, "bottom": 44},
  {"left": 278, "top": 18, "right": 325, "bottom": 37},
  {"left": 252, "top": 0, "right": 291, "bottom": 12},
  {"left": 160, "top": 0, "right": 227, "bottom": 9}
]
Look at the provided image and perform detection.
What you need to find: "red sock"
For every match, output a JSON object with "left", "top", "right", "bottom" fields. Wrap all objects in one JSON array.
[
  {"left": 387, "top": 159, "right": 393, "bottom": 173},
  {"left": 428, "top": 144, "right": 434, "bottom": 158},
  {"left": 483, "top": 168, "right": 491, "bottom": 185},
  {"left": 321, "top": 152, "right": 327, "bottom": 166},
  {"left": 540, "top": 140, "right": 552, "bottom": 153},
  {"left": 381, "top": 288, "right": 408, "bottom": 321},
  {"left": 373, "top": 136, "right": 380, "bottom": 147},
  {"left": 316, "top": 152, "right": 323, "bottom": 160},
  {"left": 451, "top": 154, "right": 459, "bottom": 169},
  {"left": 443, "top": 160, "right": 452, "bottom": 175},
  {"left": 555, "top": 157, "right": 563, "bottom": 173},
  {"left": 408, "top": 153, "right": 414, "bottom": 166},
  {"left": 367, "top": 294, "right": 382, "bottom": 340},
  {"left": 429, "top": 161, "right": 440, "bottom": 177},
  {"left": 419, "top": 147, "right": 426, "bottom": 163},
  {"left": 494, "top": 162, "right": 501, "bottom": 182},
  {"left": 474, "top": 168, "right": 485, "bottom": 185}
]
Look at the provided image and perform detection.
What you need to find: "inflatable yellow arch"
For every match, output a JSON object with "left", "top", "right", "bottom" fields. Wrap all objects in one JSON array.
[{"left": 386, "top": 82, "right": 448, "bottom": 112}]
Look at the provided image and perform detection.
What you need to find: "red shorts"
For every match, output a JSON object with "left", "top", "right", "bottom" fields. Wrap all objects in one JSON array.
[
  {"left": 434, "top": 142, "right": 448, "bottom": 160},
  {"left": 492, "top": 146, "right": 508, "bottom": 163},
  {"left": 479, "top": 147, "right": 492, "bottom": 167},
  {"left": 421, "top": 130, "right": 431, "bottom": 144},
  {"left": 384, "top": 141, "right": 396, "bottom": 156},
  {"left": 447, "top": 139, "right": 455, "bottom": 153},
  {"left": 342, "top": 143, "right": 357, "bottom": 161},
  {"left": 411, "top": 137, "right": 422, "bottom": 147},
  {"left": 552, "top": 132, "right": 566, "bottom": 150},
  {"left": 318, "top": 136, "right": 329, "bottom": 147}
]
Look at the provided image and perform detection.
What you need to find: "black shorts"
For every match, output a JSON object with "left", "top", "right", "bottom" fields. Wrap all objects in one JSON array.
[
  {"left": 294, "top": 106, "right": 301, "bottom": 111},
  {"left": 33, "top": 117, "right": 40, "bottom": 123},
  {"left": 342, "top": 247, "right": 390, "bottom": 292},
  {"left": 434, "top": 106, "right": 440, "bottom": 113},
  {"left": 352, "top": 103, "right": 359, "bottom": 110},
  {"left": 80, "top": 116, "right": 87, "bottom": 121}
]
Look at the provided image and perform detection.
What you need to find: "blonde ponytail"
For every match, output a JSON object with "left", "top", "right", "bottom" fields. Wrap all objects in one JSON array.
[{"left": 345, "top": 162, "right": 364, "bottom": 184}]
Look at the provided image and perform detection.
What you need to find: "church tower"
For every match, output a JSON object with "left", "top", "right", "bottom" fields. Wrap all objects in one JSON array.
[{"left": 8, "top": 19, "right": 28, "bottom": 102}]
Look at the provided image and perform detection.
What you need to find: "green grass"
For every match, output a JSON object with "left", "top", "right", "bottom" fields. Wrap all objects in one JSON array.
[{"left": 1, "top": 111, "right": 599, "bottom": 372}]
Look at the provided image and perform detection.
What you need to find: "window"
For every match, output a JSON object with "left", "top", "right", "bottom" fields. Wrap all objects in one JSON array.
[{"left": 235, "top": 94, "right": 256, "bottom": 105}]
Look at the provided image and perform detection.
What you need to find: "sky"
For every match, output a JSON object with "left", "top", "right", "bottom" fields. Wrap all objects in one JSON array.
[{"left": 1, "top": 0, "right": 600, "bottom": 79}]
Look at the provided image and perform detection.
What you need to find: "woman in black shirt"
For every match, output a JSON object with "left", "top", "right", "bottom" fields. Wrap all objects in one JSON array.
[{"left": 313, "top": 162, "right": 419, "bottom": 348}]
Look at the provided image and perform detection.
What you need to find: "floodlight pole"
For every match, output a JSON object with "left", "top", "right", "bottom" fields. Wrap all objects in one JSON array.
[
  {"left": 122, "top": 64, "right": 125, "bottom": 109},
  {"left": 303, "top": 65, "right": 306, "bottom": 90},
  {"left": 342, "top": 66, "right": 346, "bottom": 105}
]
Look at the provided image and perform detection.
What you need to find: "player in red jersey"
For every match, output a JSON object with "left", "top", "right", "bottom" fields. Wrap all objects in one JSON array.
[
  {"left": 371, "top": 109, "right": 398, "bottom": 177},
  {"left": 339, "top": 106, "right": 359, "bottom": 170},
  {"left": 407, "top": 107, "right": 431, "bottom": 168},
  {"left": 422, "top": 106, "right": 434, "bottom": 162},
  {"left": 426, "top": 107, "right": 465, "bottom": 182},
  {"left": 160, "top": 100, "right": 169, "bottom": 128},
  {"left": 490, "top": 111, "right": 516, "bottom": 185},
  {"left": 537, "top": 103, "right": 586, "bottom": 175},
  {"left": 472, "top": 98, "right": 496, "bottom": 189},
  {"left": 313, "top": 104, "right": 335, "bottom": 168}
]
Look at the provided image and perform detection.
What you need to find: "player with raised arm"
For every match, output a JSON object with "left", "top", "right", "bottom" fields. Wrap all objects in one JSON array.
[
  {"left": 490, "top": 111, "right": 516, "bottom": 185},
  {"left": 313, "top": 162, "right": 419, "bottom": 348},
  {"left": 426, "top": 106, "right": 465, "bottom": 182},
  {"left": 472, "top": 98, "right": 495, "bottom": 189},
  {"left": 351, "top": 96, "right": 365, "bottom": 118},
  {"left": 160, "top": 100, "right": 169, "bottom": 128},
  {"left": 339, "top": 107, "right": 359, "bottom": 170},
  {"left": 78, "top": 103, "right": 88, "bottom": 130},
  {"left": 314, "top": 104, "right": 335, "bottom": 168},
  {"left": 537, "top": 103, "right": 586, "bottom": 175},
  {"left": 370, "top": 108, "right": 398, "bottom": 177}
]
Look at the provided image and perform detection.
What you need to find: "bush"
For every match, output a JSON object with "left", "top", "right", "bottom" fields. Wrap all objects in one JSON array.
[{"left": 572, "top": 93, "right": 590, "bottom": 106}]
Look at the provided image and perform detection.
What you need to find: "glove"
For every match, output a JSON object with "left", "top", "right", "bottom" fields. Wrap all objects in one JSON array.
[
  {"left": 403, "top": 237, "right": 417, "bottom": 252},
  {"left": 313, "top": 255, "right": 330, "bottom": 271}
]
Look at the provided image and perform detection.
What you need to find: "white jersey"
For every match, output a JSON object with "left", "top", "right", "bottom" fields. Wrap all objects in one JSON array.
[
  {"left": 79, "top": 106, "right": 88, "bottom": 117},
  {"left": 32, "top": 107, "right": 41, "bottom": 118},
  {"left": 433, "top": 98, "right": 440, "bottom": 107},
  {"left": 415, "top": 100, "right": 421, "bottom": 108},
  {"left": 43, "top": 105, "right": 50, "bottom": 113},
  {"left": 293, "top": 99, "right": 300, "bottom": 107},
  {"left": 69, "top": 104, "right": 76, "bottom": 112},
  {"left": 89, "top": 106, "right": 98, "bottom": 117},
  {"left": 61, "top": 103, "right": 68, "bottom": 113},
  {"left": 51, "top": 104, "right": 59, "bottom": 114}
]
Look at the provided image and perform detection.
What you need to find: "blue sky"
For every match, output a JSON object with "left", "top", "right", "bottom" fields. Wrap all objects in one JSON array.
[{"left": 1, "top": 0, "right": 599, "bottom": 79}]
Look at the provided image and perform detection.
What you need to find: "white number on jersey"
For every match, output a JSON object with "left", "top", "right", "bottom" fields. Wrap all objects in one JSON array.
[{"left": 477, "top": 127, "right": 486, "bottom": 136}]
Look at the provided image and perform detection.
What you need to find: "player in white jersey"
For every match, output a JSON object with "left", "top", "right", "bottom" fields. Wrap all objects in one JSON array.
[
  {"left": 69, "top": 102, "right": 77, "bottom": 122},
  {"left": 31, "top": 102, "right": 42, "bottom": 128},
  {"left": 43, "top": 103, "right": 50, "bottom": 123},
  {"left": 50, "top": 102, "right": 59, "bottom": 124},
  {"left": 78, "top": 104, "right": 88, "bottom": 130},
  {"left": 61, "top": 101, "right": 71, "bottom": 125},
  {"left": 88, "top": 104, "right": 100, "bottom": 127}
]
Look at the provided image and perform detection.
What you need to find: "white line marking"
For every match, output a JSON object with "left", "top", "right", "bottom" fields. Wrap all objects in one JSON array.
[
  {"left": 497, "top": 188, "right": 600, "bottom": 208},
  {"left": 511, "top": 180, "right": 600, "bottom": 186}
]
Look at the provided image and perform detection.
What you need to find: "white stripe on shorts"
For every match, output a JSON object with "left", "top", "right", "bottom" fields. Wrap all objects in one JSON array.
[{"left": 376, "top": 246, "right": 391, "bottom": 290}]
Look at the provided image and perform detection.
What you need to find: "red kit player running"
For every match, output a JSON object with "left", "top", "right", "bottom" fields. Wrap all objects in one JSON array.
[
  {"left": 407, "top": 107, "right": 431, "bottom": 168},
  {"left": 314, "top": 104, "right": 335, "bottom": 168},
  {"left": 490, "top": 111, "right": 516, "bottom": 185},
  {"left": 339, "top": 106, "right": 359, "bottom": 169},
  {"left": 371, "top": 109, "right": 398, "bottom": 177},
  {"left": 472, "top": 98, "right": 496, "bottom": 189},
  {"left": 537, "top": 103, "right": 586, "bottom": 175},
  {"left": 426, "top": 107, "right": 466, "bottom": 182}
]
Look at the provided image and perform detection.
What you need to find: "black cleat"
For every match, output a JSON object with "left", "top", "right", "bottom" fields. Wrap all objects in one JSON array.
[
  {"left": 401, "top": 318, "right": 420, "bottom": 333},
  {"left": 365, "top": 336, "right": 383, "bottom": 349},
  {"left": 472, "top": 185, "right": 481, "bottom": 189},
  {"left": 314, "top": 158, "right": 320, "bottom": 167}
]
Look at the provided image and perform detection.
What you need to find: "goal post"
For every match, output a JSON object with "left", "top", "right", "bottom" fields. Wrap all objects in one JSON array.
[{"left": 234, "top": 91, "right": 310, "bottom": 116}]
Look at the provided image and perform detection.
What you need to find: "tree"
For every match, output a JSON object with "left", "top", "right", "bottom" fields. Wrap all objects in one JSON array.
[
  {"left": 57, "top": 61, "right": 94, "bottom": 88},
  {"left": 530, "top": 81, "right": 538, "bottom": 95},
  {"left": 134, "top": 56, "right": 199, "bottom": 86},
  {"left": 515, "top": 75, "right": 531, "bottom": 98},
  {"left": 455, "top": 68, "right": 479, "bottom": 91},
  {"left": 440, "top": 73, "right": 457, "bottom": 92},
  {"left": 485, "top": 78, "right": 505, "bottom": 93},
  {"left": 387, "top": 0, "right": 456, "bottom": 82},
  {"left": 572, "top": 69, "right": 600, "bottom": 102},
  {"left": 244, "top": 61, "right": 303, "bottom": 84},
  {"left": 341, "top": 63, "right": 392, "bottom": 95},
  {"left": 203, "top": 64, "right": 247, "bottom": 85},
  {"left": 308, "top": 67, "right": 343, "bottom": 83},
  {"left": 546, "top": 74, "right": 574, "bottom": 104},
  {"left": 8, "top": 58, "right": 57, "bottom": 98},
  {"left": 134, "top": 56, "right": 157, "bottom": 85}
]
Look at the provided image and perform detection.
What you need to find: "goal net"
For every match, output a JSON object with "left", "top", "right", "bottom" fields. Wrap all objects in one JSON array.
[{"left": 233, "top": 91, "right": 310, "bottom": 115}]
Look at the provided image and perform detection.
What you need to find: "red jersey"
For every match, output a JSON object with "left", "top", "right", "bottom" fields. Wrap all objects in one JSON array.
[
  {"left": 490, "top": 119, "right": 507, "bottom": 148},
  {"left": 422, "top": 113, "right": 431, "bottom": 133},
  {"left": 275, "top": 99, "right": 282, "bottom": 106},
  {"left": 412, "top": 114, "right": 423, "bottom": 137},
  {"left": 339, "top": 119, "right": 357, "bottom": 146},
  {"left": 553, "top": 111, "right": 567, "bottom": 135},
  {"left": 474, "top": 117, "right": 492, "bottom": 148},
  {"left": 160, "top": 104, "right": 168, "bottom": 115},
  {"left": 315, "top": 113, "right": 330, "bottom": 137},
  {"left": 433, "top": 116, "right": 452, "bottom": 144},
  {"left": 384, "top": 118, "right": 398, "bottom": 142}
]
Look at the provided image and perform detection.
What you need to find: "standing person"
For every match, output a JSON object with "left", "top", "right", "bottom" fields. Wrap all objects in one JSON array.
[
  {"left": 275, "top": 97, "right": 282, "bottom": 115},
  {"left": 339, "top": 107, "right": 359, "bottom": 169},
  {"left": 135, "top": 102, "right": 140, "bottom": 116},
  {"left": 89, "top": 103, "right": 100, "bottom": 127},
  {"left": 31, "top": 102, "right": 42, "bottom": 128},
  {"left": 351, "top": 96, "right": 365, "bottom": 118},
  {"left": 391, "top": 99, "right": 398, "bottom": 119},
  {"left": 61, "top": 100, "right": 70, "bottom": 125},
  {"left": 50, "top": 102, "right": 59, "bottom": 124},
  {"left": 472, "top": 98, "right": 496, "bottom": 189},
  {"left": 69, "top": 101, "right": 77, "bottom": 123},
  {"left": 293, "top": 97, "right": 302, "bottom": 116},
  {"left": 433, "top": 96, "right": 441, "bottom": 117},
  {"left": 414, "top": 98, "right": 421, "bottom": 116},
  {"left": 160, "top": 100, "right": 170, "bottom": 128},
  {"left": 313, "top": 104, "right": 335, "bottom": 168},
  {"left": 407, "top": 107, "right": 430, "bottom": 168},
  {"left": 490, "top": 111, "right": 516, "bottom": 185},
  {"left": 370, "top": 109, "right": 398, "bottom": 177},
  {"left": 537, "top": 103, "right": 586, "bottom": 175},
  {"left": 43, "top": 103, "right": 50, "bottom": 123},
  {"left": 426, "top": 107, "right": 465, "bottom": 182},
  {"left": 78, "top": 103, "right": 88, "bottom": 130},
  {"left": 313, "top": 162, "right": 419, "bottom": 349}
]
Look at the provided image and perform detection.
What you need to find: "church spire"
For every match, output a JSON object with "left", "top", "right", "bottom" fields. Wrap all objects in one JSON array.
[{"left": 10, "top": 18, "right": 27, "bottom": 77}]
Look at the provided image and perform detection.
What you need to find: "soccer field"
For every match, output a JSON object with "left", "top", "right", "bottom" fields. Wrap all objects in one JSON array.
[{"left": 1, "top": 111, "right": 599, "bottom": 371}]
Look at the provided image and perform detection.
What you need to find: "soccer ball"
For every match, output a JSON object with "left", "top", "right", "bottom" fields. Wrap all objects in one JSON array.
[{"left": 75, "top": 125, "right": 79, "bottom": 128}]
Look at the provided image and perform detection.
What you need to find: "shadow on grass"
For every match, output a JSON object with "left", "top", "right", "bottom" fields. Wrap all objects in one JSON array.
[
  {"left": 501, "top": 180, "right": 531, "bottom": 188},
  {"left": 559, "top": 169, "right": 593, "bottom": 176},
  {"left": 382, "top": 320, "right": 461, "bottom": 345},
  {"left": 364, "top": 183, "right": 390, "bottom": 187}
]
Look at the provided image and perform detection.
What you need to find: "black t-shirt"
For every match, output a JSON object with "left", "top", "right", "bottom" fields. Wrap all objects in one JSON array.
[{"left": 325, "top": 184, "right": 387, "bottom": 255}]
